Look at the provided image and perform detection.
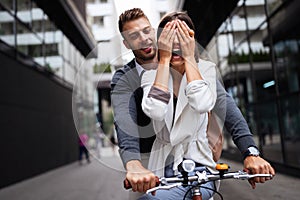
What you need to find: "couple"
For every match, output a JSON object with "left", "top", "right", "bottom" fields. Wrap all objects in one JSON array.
[{"left": 111, "top": 8, "right": 275, "bottom": 200}]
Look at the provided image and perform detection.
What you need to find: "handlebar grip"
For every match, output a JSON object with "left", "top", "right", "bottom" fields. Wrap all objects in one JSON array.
[{"left": 123, "top": 176, "right": 160, "bottom": 190}]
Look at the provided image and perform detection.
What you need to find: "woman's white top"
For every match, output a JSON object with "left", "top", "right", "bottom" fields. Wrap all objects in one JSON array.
[{"left": 141, "top": 59, "right": 217, "bottom": 177}]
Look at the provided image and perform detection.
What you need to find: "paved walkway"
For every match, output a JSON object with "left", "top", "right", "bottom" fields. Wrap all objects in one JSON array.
[
  {"left": 218, "top": 157, "right": 300, "bottom": 200},
  {"left": 0, "top": 148, "right": 299, "bottom": 200}
]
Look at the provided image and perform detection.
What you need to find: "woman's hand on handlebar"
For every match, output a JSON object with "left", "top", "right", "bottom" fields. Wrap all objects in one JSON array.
[{"left": 125, "top": 160, "right": 157, "bottom": 193}]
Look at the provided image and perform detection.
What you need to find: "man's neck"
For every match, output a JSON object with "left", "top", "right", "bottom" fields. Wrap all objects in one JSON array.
[{"left": 136, "top": 57, "right": 158, "bottom": 71}]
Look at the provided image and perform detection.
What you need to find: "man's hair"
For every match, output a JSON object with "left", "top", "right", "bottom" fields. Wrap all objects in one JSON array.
[{"left": 118, "top": 8, "right": 149, "bottom": 35}]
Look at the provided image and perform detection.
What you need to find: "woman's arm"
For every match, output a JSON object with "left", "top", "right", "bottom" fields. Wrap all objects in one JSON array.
[
  {"left": 175, "top": 20, "right": 217, "bottom": 112},
  {"left": 141, "top": 70, "right": 170, "bottom": 121},
  {"left": 153, "top": 20, "right": 176, "bottom": 91},
  {"left": 141, "top": 21, "right": 177, "bottom": 121},
  {"left": 176, "top": 20, "right": 200, "bottom": 83},
  {"left": 185, "top": 62, "right": 217, "bottom": 113}
]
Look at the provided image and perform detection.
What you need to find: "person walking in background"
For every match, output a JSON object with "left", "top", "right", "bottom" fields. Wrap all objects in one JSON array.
[
  {"left": 110, "top": 132, "right": 118, "bottom": 155},
  {"left": 79, "top": 133, "right": 91, "bottom": 165}
]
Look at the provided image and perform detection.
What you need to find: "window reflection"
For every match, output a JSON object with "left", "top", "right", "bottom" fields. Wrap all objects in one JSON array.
[
  {"left": 0, "top": 6, "right": 15, "bottom": 46},
  {"left": 0, "top": 0, "right": 85, "bottom": 85},
  {"left": 280, "top": 94, "right": 300, "bottom": 168},
  {"left": 266, "top": 0, "right": 283, "bottom": 14},
  {"left": 17, "top": 0, "right": 31, "bottom": 26},
  {"left": 274, "top": 40, "right": 300, "bottom": 94},
  {"left": 1, "top": 0, "right": 14, "bottom": 11},
  {"left": 216, "top": 0, "right": 300, "bottom": 169}
]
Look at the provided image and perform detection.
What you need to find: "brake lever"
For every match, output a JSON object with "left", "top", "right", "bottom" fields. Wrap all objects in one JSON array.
[{"left": 146, "top": 183, "right": 182, "bottom": 194}]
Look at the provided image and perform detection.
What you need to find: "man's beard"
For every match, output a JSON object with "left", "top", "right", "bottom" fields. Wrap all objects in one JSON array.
[{"left": 133, "top": 48, "right": 156, "bottom": 62}]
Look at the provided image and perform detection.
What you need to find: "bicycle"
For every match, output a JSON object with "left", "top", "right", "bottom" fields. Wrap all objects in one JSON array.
[{"left": 124, "top": 160, "right": 273, "bottom": 200}]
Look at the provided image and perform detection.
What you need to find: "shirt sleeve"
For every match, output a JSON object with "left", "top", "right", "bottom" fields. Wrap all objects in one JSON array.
[
  {"left": 111, "top": 69, "right": 141, "bottom": 166},
  {"left": 214, "top": 80, "right": 257, "bottom": 155},
  {"left": 185, "top": 61, "right": 217, "bottom": 113}
]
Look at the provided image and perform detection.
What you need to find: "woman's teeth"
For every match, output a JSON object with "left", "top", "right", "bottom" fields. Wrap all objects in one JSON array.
[{"left": 172, "top": 49, "right": 182, "bottom": 56}]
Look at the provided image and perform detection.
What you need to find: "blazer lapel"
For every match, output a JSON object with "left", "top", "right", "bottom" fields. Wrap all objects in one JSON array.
[
  {"left": 164, "top": 76, "right": 174, "bottom": 133},
  {"left": 173, "top": 74, "right": 188, "bottom": 126}
]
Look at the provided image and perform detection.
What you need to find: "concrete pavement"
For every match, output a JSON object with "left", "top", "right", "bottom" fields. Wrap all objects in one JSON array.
[
  {"left": 0, "top": 147, "right": 128, "bottom": 200},
  {"left": 0, "top": 147, "right": 299, "bottom": 200},
  {"left": 218, "top": 158, "right": 300, "bottom": 200}
]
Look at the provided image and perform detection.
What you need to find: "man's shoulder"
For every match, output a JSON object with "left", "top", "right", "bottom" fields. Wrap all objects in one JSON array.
[
  {"left": 116, "top": 59, "right": 136, "bottom": 73},
  {"left": 112, "top": 60, "right": 136, "bottom": 79}
]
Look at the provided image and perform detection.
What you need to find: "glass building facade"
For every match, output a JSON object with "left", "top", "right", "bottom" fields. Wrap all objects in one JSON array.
[
  {"left": 214, "top": 0, "right": 300, "bottom": 172},
  {"left": 0, "top": 0, "right": 95, "bottom": 134},
  {"left": 0, "top": 0, "right": 86, "bottom": 84}
]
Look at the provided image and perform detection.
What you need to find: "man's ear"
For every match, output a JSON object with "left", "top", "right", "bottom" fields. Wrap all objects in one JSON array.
[{"left": 123, "top": 39, "right": 131, "bottom": 49}]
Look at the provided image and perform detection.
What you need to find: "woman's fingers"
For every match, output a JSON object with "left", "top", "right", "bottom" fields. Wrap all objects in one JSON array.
[
  {"left": 160, "top": 22, "right": 171, "bottom": 39},
  {"left": 175, "top": 20, "right": 195, "bottom": 59},
  {"left": 182, "top": 20, "right": 194, "bottom": 37},
  {"left": 178, "top": 20, "right": 189, "bottom": 36},
  {"left": 165, "top": 21, "right": 177, "bottom": 41},
  {"left": 158, "top": 21, "right": 176, "bottom": 59}
]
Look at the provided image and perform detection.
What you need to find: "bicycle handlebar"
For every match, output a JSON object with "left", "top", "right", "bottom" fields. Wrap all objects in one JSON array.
[{"left": 124, "top": 169, "right": 273, "bottom": 192}]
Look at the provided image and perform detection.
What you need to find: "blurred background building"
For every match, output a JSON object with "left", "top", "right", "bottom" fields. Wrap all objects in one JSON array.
[
  {"left": 0, "top": 0, "right": 299, "bottom": 189},
  {"left": 200, "top": 0, "right": 300, "bottom": 175},
  {"left": 0, "top": 0, "right": 96, "bottom": 188}
]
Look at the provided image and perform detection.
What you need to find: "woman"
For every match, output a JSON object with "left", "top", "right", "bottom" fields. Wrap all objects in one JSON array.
[{"left": 140, "top": 12, "right": 217, "bottom": 200}]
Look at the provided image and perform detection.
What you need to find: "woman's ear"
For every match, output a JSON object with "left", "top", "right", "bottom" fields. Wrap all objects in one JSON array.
[{"left": 123, "top": 39, "right": 131, "bottom": 49}]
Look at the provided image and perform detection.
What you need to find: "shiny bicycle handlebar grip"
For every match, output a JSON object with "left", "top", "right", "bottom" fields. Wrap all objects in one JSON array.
[{"left": 124, "top": 176, "right": 160, "bottom": 190}]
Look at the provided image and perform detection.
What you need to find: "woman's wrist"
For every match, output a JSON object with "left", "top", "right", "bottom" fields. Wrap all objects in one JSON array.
[
  {"left": 184, "top": 55, "right": 196, "bottom": 62},
  {"left": 159, "top": 58, "right": 170, "bottom": 66}
]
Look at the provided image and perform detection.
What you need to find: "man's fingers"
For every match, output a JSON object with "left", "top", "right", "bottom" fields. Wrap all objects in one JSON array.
[
  {"left": 136, "top": 179, "right": 144, "bottom": 193},
  {"left": 131, "top": 181, "right": 138, "bottom": 192},
  {"left": 149, "top": 176, "right": 157, "bottom": 189},
  {"left": 248, "top": 179, "right": 256, "bottom": 189},
  {"left": 142, "top": 178, "right": 150, "bottom": 193}
]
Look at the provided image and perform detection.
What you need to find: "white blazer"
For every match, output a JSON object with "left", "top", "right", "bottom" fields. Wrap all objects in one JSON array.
[{"left": 141, "top": 59, "right": 217, "bottom": 177}]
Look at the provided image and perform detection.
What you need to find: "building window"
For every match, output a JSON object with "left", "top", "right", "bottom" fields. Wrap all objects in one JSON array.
[
  {"left": 17, "top": 0, "right": 31, "bottom": 11},
  {"left": 32, "top": 20, "right": 42, "bottom": 33},
  {"left": 1, "top": 0, "right": 14, "bottom": 10},
  {"left": 266, "top": 0, "right": 283, "bottom": 15},
  {"left": 0, "top": 22, "right": 14, "bottom": 35}
]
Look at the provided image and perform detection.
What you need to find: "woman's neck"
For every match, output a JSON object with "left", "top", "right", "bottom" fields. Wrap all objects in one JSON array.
[{"left": 171, "top": 64, "right": 185, "bottom": 75}]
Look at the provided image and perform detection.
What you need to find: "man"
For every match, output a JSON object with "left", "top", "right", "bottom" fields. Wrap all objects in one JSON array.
[{"left": 111, "top": 8, "right": 275, "bottom": 197}]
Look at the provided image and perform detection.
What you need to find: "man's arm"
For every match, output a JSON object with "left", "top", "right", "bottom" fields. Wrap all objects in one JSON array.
[
  {"left": 215, "top": 80, "right": 275, "bottom": 188},
  {"left": 217, "top": 81, "right": 257, "bottom": 153},
  {"left": 111, "top": 67, "right": 156, "bottom": 193},
  {"left": 111, "top": 69, "right": 141, "bottom": 165}
]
